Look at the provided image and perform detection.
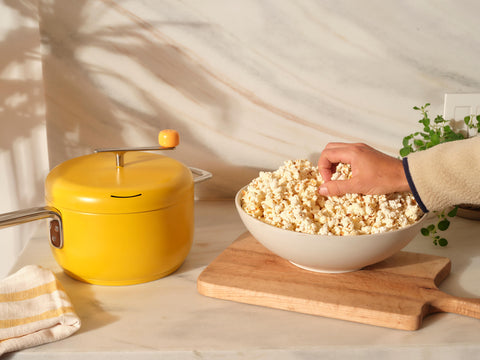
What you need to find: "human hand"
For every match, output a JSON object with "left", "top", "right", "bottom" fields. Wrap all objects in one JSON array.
[{"left": 317, "top": 143, "right": 410, "bottom": 196}]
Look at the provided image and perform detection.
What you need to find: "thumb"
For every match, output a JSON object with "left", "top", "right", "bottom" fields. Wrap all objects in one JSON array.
[{"left": 319, "top": 179, "right": 355, "bottom": 197}]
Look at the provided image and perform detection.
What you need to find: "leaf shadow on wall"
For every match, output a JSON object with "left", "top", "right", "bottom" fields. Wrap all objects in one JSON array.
[
  {"left": 40, "top": 0, "right": 264, "bottom": 199},
  {"left": 0, "top": 0, "right": 48, "bottom": 209},
  {"left": 0, "top": 0, "right": 118, "bottom": 331},
  {"left": 0, "top": 0, "right": 51, "bottom": 272}
]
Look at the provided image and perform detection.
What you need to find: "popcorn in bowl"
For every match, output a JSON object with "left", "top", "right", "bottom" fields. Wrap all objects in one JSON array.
[{"left": 241, "top": 159, "right": 423, "bottom": 236}]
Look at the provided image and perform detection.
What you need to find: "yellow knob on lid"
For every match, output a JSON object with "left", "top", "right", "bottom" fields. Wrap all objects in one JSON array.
[{"left": 158, "top": 129, "right": 180, "bottom": 148}]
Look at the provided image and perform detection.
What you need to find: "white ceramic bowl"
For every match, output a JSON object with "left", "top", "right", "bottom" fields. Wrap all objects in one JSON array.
[{"left": 235, "top": 186, "right": 426, "bottom": 273}]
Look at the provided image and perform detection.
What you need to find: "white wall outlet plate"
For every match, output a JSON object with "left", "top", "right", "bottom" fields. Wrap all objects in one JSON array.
[{"left": 443, "top": 93, "right": 480, "bottom": 137}]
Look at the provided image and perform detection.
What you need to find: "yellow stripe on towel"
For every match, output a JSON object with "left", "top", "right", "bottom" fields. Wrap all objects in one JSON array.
[
  {"left": 0, "top": 280, "right": 63, "bottom": 303},
  {"left": 0, "top": 265, "right": 81, "bottom": 355},
  {"left": 0, "top": 306, "right": 76, "bottom": 329}
]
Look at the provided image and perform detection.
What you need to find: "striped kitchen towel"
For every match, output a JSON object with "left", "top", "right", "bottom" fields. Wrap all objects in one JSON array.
[{"left": 0, "top": 265, "right": 81, "bottom": 355}]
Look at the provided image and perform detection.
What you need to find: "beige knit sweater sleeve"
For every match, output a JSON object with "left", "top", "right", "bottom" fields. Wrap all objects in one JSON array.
[{"left": 404, "top": 136, "right": 480, "bottom": 212}]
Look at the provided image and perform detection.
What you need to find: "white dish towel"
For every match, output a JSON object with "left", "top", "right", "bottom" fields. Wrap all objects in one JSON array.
[{"left": 0, "top": 265, "right": 81, "bottom": 355}]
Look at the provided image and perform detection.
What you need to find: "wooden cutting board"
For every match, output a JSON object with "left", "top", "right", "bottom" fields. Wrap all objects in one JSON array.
[{"left": 197, "top": 232, "right": 480, "bottom": 330}]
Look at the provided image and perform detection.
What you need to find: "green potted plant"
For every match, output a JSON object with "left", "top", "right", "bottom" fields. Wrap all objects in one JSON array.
[{"left": 399, "top": 103, "right": 480, "bottom": 246}]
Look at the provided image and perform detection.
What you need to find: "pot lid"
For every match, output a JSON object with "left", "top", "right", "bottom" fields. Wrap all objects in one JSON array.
[{"left": 45, "top": 151, "right": 193, "bottom": 214}]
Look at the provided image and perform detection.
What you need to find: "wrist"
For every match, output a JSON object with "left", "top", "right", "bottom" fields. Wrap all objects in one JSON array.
[{"left": 395, "top": 158, "right": 410, "bottom": 192}]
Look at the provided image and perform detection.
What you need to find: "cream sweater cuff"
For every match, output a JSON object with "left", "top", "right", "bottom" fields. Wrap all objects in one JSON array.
[{"left": 404, "top": 136, "right": 480, "bottom": 212}]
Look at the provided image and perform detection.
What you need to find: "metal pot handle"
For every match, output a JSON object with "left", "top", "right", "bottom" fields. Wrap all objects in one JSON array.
[
  {"left": 189, "top": 167, "right": 212, "bottom": 183},
  {"left": 0, "top": 206, "right": 63, "bottom": 249}
]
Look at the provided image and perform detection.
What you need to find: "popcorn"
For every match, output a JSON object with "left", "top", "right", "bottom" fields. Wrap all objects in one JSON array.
[{"left": 241, "top": 160, "right": 423, "bottom": 236}]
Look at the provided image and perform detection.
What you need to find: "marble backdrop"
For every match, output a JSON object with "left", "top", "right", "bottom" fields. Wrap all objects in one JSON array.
[
  {"left": 38, "top": 0, "right": 480, "bottom": 198},
  {"left": 0, "top": 0, "right": 49, "bottom": 276}
]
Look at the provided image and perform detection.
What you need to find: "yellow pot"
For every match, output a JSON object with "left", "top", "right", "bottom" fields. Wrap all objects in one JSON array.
[
  {"left": 0, "top": 147, "right": 211, "bottom": 286},
  {"left": 49, "top": 198, "right": 194, "bottom": 286}
]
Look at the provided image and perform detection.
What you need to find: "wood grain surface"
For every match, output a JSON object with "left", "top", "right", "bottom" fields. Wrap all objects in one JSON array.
[{"left": 197, "top": 232, "right": 480, "bottom": 330}]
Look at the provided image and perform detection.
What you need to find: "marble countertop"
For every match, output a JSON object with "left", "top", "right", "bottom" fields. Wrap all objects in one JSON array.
[{"left": 8, "top": 200, "right": 480, "bottom": 359}]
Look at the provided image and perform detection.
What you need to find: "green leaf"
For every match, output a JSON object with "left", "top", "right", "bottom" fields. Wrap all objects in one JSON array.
[
  {"left": 427, "top": 224, "right": 435, "bottom": 232},
  {"left": 434, "top": 115, "right": 445, "bottom": 124},
  {"left": 421, "top": 227, "right": 430, "bottom": 236},
  {"left": 413, "top": 139, "right": 425, "bottom": 147},
  {"left": 420, "top": 132, "right": 430, "bottom": 139},
  {"left": 421, "top": 118, "right": 430, "bottom": 127},
  {"left": 437, "top": 219, "right": 450, "bottom": 231},
  {"left": 413, "top": 106, "right": 420, "bottom": 110},
  {"left": 445, "top": 133, "right": 464, "bottom": 142},
  {"left": 438, "top": 238, "right": 448, "bottom": 247},
  {"left": 447, "top": 206, "right": 458, "bottom": 217},
  {"left": 399, "top": 147, "right": 411, "bottom": 157},
  {"left": 402, "top": 136, "right": 412, "bottom": 147},
  {"left": 450, "top": 132, "right": 464, "bottom": 141},
  {"left": 430, "top": 133, "right": 440, "bottom": 145}
]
